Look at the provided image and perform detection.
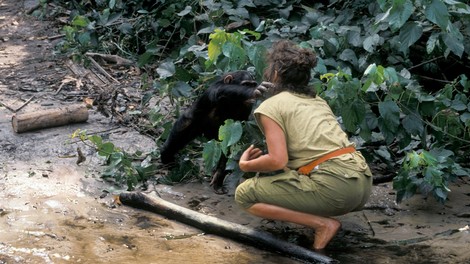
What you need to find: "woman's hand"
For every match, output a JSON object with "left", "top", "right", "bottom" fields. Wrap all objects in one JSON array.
[
  {"left": 239, "top": 145, "right": 263, "bottom": 172},
  {"left": 238, "top": 115, "right": 288, "bottom": 173}
]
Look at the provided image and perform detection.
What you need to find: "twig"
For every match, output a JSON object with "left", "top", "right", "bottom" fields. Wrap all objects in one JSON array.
[
  {"left": 414, "top": 75, "right": 451, "bottom": 83},
  {"left": 15, "top": 96, "right": 35, "bottom": 112},
  {"left": 85, "top": 52, "right": 133, "bottom": 66},
  {"left": 362, "top": 211, "right": 375, "bottom": 236},
  {"left": 1, "top": 96, "right": 35, "bottom": 112},
  {"left": 47, "top": 34, "right": 65, "bottom": 40},
  {"left": 86, "top": 55, "right": 120, "bottom": 84},
  {"left": 1, "top": 102, "right": 16, "bottom": 112},
  {"left": 408, "top": 56, "right": 444, "bottom": 70}
]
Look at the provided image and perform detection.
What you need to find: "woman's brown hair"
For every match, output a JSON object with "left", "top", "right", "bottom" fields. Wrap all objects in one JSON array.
[{"left": 263, "top": 40, "right": 317, "bottom": 97}]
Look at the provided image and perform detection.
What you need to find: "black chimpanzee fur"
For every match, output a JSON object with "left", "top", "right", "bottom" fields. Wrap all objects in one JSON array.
[{"left": 160, "top": 70, "right": 263, "bottom": 193}]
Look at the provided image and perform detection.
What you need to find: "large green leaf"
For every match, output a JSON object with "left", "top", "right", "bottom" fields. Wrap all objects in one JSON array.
[
  {"left": 377, "top": 0, "right": 414, "bottom": 31},
  {"left": 339, "top": 49, "right": 358, "bottom": 66},
  {"left": 203, "top": 140, "right": 222, "bottom": 175},
  {"left": 399, "top": 21, "right": 423, "bottom": 52},
  {"left": 378, "top": 100, "right": 400, "bottom": 133},
  {"left": 219, "top": 120, "right": 243, "bottom": 155},
  {"left": 171, "top": 81, "right": 193, "bottom": 98},
  {"left": 424, "top": 0, "right": 450, "bottom": 29},
  {"left": 442, "top": 31, "right": 464, "bottom": 57},
  {"left": 222, "top": 42, "right": 247, "bottom": 71},
  {"left": 247, "top": 45, "right": 267, "bottom": 78},
  {"left": 402, "top": 113, "right": 424, "bottom": 136},
  {"left": 156, "top": 61, "right": 176, "bottom": 79},
  {"left": 341, "top": 99, "right": 366, "bottom": 133},
  {"left": 207, "top": 29, "right": 228, "bottom": 66}
]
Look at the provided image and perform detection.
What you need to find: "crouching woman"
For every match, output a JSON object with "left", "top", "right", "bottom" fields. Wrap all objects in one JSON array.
[{"left": 235, "top": 40, "right": 373, "bottom": 250}]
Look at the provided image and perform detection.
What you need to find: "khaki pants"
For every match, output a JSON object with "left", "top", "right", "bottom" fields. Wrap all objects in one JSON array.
[{"left": 235, "top": 158, "right": 373, "bottom": 217}]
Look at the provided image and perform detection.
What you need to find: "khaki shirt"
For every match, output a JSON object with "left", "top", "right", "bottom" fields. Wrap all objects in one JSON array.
[{"left": 254, "top": 91, "right": 360, "bottom": 170}]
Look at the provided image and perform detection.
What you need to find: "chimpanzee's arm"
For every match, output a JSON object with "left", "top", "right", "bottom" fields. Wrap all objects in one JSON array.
[{"left": 160, "top": 110, "right": 204, "bottom": 164}]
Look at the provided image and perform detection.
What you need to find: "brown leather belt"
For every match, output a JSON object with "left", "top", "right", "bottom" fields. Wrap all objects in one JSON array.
[{"left": 297, "top": 146, "right": 356, "bottom": 175}]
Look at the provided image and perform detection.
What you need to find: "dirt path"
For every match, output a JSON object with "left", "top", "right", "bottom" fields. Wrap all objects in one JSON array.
[{"left": 1, "top": 1, "right": 470, "bottom": 264}]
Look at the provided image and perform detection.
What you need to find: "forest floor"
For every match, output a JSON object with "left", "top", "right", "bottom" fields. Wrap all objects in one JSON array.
[{"left": 1, "top": 1, "right": 470, "bottom": 264}]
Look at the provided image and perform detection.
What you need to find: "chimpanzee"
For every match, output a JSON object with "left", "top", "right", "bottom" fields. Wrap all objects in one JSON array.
[{"left": 160, "top": 70, "right": 268, "bottom": 193}]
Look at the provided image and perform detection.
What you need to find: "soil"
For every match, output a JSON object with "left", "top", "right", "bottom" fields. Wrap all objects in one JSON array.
[{"left": 1, "top": 1, "right": 470, "bottom": 264}]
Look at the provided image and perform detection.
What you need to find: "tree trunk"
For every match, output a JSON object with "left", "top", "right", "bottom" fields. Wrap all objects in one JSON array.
[
  {"left": 12, "top": 104, "right": 89, "bottom": 133},
  {"left": 119, "top": 192, "right": 338, "bottom": 264}
]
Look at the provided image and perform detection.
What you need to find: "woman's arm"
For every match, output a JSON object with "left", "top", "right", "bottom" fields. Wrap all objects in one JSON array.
[{"left": 239, "top": 114, "right": 288, "bottom": 172}]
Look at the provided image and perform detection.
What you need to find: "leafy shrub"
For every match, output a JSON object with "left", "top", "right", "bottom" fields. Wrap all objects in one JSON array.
[{"left": 52, "top": 0, "right": 470, "bottom": 203}]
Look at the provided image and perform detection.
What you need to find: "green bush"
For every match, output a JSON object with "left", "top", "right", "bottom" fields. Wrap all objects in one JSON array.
[{"left": 51, "top": 0, "right": 470, "bottom": 203}]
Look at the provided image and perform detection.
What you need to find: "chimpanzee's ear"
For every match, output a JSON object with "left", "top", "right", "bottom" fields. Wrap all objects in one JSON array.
[{"left": 223, "top": 74, "right": 234, "bottom": 84}]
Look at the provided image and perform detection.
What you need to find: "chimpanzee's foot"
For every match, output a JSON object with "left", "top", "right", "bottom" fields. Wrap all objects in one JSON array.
[
  {"left": 210, "top": 175, "right": 228, "bottom": 194},
  {"left": 212, "top": 185, "right": 228, "bottom": 194},
  {"left": 209, "top": 169, "right": 228, "bottom": 194}
]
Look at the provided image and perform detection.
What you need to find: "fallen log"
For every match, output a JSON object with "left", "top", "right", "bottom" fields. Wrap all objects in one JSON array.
[
  {"left": 12, "top": 104, "right": 89, "bottom": 133},
  {"left": 119, "top": 192, "right": 338, "bottom": 264}
]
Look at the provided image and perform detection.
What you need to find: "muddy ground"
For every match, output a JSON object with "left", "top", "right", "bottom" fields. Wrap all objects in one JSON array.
[{"left": 1, "top": 1, "right": 470, "bottom": 264}]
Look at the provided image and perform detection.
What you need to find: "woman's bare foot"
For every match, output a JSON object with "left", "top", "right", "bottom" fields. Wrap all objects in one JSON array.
[{"left": 313, "top": 218, "right": 341, "bottom": 250}]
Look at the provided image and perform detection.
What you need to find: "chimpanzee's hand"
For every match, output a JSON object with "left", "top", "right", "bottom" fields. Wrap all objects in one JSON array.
[{"left": 253, "top": 81, "right": 274, "bottom": 98}]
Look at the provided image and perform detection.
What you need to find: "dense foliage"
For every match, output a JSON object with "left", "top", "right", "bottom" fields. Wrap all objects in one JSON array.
[{"left": 46, "top": 0, "right": 470, "bottom": 203}]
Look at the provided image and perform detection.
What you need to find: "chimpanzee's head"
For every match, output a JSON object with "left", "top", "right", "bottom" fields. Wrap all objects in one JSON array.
[{"left": 222, "top": 71, "right": 258, "bottom": 87}]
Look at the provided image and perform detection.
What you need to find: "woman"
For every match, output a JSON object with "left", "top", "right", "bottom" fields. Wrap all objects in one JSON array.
[{"left": 235, "top": 40, "right": 372, "bottom": 250}]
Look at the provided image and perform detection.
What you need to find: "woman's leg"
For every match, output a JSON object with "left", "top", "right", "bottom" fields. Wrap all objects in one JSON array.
[{"left": 246, "top": 202, "right": 341, "bottom": 250}]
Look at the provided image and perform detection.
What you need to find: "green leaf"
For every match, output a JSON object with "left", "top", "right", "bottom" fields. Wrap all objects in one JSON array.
[
  {"left": 71, "top": 15, "right": 89, "bottom": 27},
  {"left": 341, "top": 100, "right": 366, "bottom": 133},
  {"left": 177, "top": 6, "right": 192, "bottom": 16},
  {"left": 219, "top": 120, "right": 243, "bottom": 155},
  {"left": 450, "top": 97, "right": 467, "bottom": 111},
  {"left": 378, "top": 0, "right": 414, "bottom": 31},
  {"left": 207, "top": 29, "right": 229, "bottom": 66},
  {"left": 399, "top": 21, "right": 423, "bottom": 52},
  {"left": 157, "top": 61, "right": 176, "bottom": 79},
  {"left": 222, "top": 42, "right": 247, "bottom": 71},
  {"left": 434, "top": 188, "right": 448, "bottom": 203},
  {"left": 393, "top": 171, "right": 417, "bottom": 203},
  {"left": 402, "top": 113, "right": 424, "bottom": 135},
  {"left": 78, "top": 32, "right": 91, "bottom": 45},
  {"left": 363, "top": 34, "right": 381, "bottom": 52},
  {"left": 442, "top": 31, "right": 464, "bottom": 57},
  {"left": 247, "top": 45, "right": 267, "bottom": 78},
  {"left": 426, "top": 32, "right": 440, "bottom": 54},
  {"left": 339, "top": 49, "right": 358, "bottom": 65},
  {"left": 138, "top": 52, "right": 155, "bottom": 67},
  {"left": 88, "top": 135, "right": 103, "bottom": 147},
  {"left": 378, "top": 100, "right": 400, "bottom": 133},
  {"left": 407, "top": 151, "right": 422, "bottom": 169},
  {"left": 171, "top": 81, "right": 193, "bottom": 98},
  {"left": 384, "top": 67, "right": 399, "bottom": 84},
  {"left": 421, "top": 151, "right": 438, "bottom": 166},
  {"left": 99, "top": 142, "right": 115, "bottom": 157},
  {"left": 425, "top": 0, "right": 450, "bottom": 29},
  {"left": 460, "top": 112, "right": 470, "bottom": 124},
  {"left": 203, "top": 140, "right": 222, "bottom": 175}
]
